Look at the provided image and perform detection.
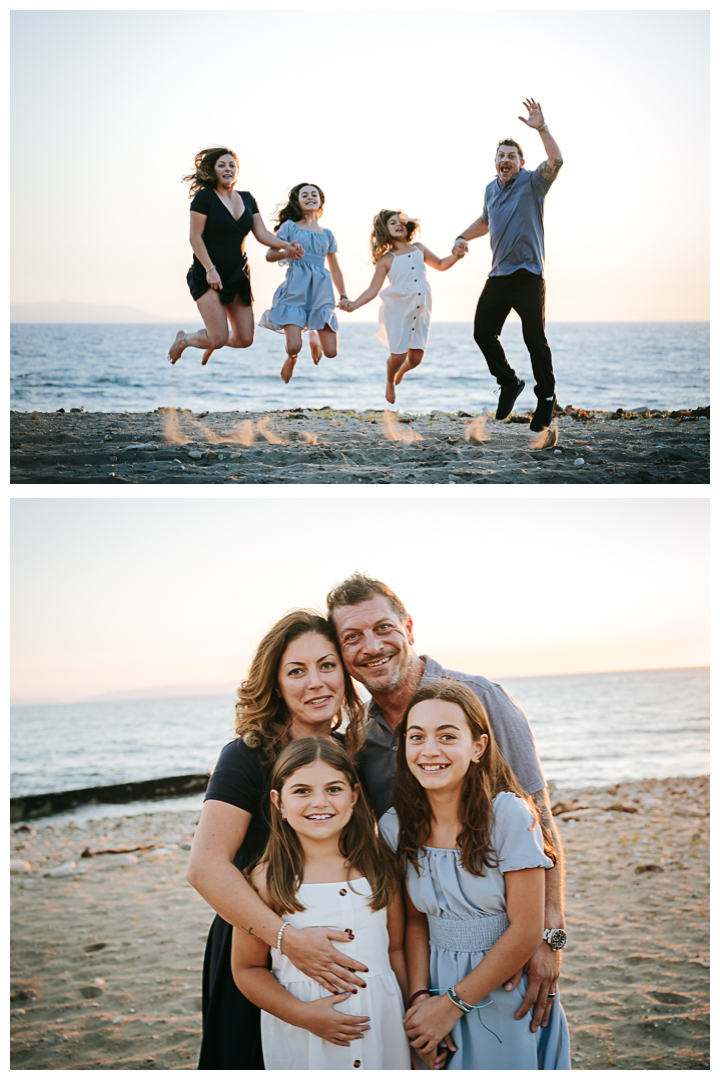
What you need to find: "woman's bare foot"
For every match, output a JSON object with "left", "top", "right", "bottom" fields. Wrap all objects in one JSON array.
[
  {"left": 168, "top": 331, "right": 187, "bottom": 364},
  {"left": 385, "top": 379, "right": 397, "bottom": 404},
  {"left": 281, "top": 355, "right": 298, "bottom": 383},
  {"left": 309, "top": 330, "right": 323, "bottom": 365},
  {"left": 201, "top": 348, "right": 214, "bottom": 366}
]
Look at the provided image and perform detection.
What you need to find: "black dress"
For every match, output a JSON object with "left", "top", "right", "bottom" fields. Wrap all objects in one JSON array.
[
  {"left": 186, "top": 188, "right": 259, "bottom": 308},
  {"left": 198, "top": 734, "right": 343, "bottom": 1070}
]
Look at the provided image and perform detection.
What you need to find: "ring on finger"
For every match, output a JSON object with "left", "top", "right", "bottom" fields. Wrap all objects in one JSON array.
[{"left": 547, "top": 992, "right": 556, "bottom": 998}]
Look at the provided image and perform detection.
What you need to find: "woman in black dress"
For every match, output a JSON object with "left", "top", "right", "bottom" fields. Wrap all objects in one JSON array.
[
  {"left": 187, "top": 611, "right": 369, "bottom": 1069},
  {"left": 168, "top": 147, "right": 303, "bottom": 366}
]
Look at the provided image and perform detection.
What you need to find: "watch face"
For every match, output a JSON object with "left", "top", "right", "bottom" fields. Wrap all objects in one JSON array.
[{"left": 551, "top": 929, "right": 567, "bottom": 950}]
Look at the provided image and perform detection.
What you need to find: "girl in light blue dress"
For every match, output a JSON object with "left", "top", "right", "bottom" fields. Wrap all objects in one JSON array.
[
  {"left": 380, "top": 681, "right": 571, "bottom": 1071},
  {"left": 259, "top": 183, "right": 349, "bottom": 384}
]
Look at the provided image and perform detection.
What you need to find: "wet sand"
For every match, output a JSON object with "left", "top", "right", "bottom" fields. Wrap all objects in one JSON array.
[
  {"left": 10, "top": 774, "right": 708, "bottom": 1070},
  {"left": 10, "top": 406, "right": 710, "bottom": 485}
]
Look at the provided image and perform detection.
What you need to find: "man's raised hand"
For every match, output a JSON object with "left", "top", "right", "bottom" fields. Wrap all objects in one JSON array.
[{"left": 518, "top": 98, "right": 545, "bottom": 129}]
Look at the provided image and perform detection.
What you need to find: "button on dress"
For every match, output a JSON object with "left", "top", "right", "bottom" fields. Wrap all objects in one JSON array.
[
  {"left": 259, "top": 220, "right": 339, "bottom": 333},
  {"left": 380, "top": 794, "right": 571, "bottom": 1070},
  {"left": 375, "top": 246, "right": 432, "bottom": 353},
  {"left": 261, "top": 878, "right": 410, "bottom": 1071}
]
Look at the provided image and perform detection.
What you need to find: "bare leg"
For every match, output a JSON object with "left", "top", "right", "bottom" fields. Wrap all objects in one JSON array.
[
  {"left": 170, "top": 290, "right": 229, "bottom": 365},
  {"left": 281, "top": 325, "right": 303, "bottom": 383},
  {"left": 394, "top": 349, "right": 425, "bottom": 385},
  {"left": 309, "top": 330, "right": 323, "bottom": 364},
  {"left": 316, "top": 327, "right": 337, "bottom": 359},
  {"left": 210, "top": 296, "right": 254, "bottom": 365},
  {"left": 385, "top": 352, "right": 407, "bottom": 404}
]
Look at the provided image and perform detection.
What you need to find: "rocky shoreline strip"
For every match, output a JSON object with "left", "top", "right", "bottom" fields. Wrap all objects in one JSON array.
[
  {"left": 10, "top": 405, "right": 709, "bottom": 485},
  {"left": 10, "top": 774, "right": 708, "bottom": 1069}
]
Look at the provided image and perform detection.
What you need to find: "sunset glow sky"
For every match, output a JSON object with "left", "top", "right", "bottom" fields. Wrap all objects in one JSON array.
[
  {"left": 10, "top": 496, "right": 709, "bottom": 703},
  {"left": 11, "top": 7, "right": 709, "bottom": 323}
]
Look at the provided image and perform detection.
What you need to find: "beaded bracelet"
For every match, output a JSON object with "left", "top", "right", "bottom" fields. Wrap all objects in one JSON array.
[{"left": 276, "top": 921, "right": 289, "bottom": 954}]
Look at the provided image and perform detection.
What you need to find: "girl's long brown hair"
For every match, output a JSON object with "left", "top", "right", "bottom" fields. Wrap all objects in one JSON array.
[
  {"left": 249, "top": 737, "right": 399, "bottom": 914},
  {"left": 182, "top": 147, "right": 239, "bottom": 197},
  {"left": 393, "top": 681, "right": 551, "bottom": 876},
  {"left": 235, "top": 610, "right": 365, "bottom": 767},
  {"left": 274, "top": 182, "right": 326, "bottom": 232},
  {"left": 371, "top": 209, "right": 420, "bottom": 263}
]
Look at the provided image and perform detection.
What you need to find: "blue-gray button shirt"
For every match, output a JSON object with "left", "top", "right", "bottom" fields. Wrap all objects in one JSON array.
[
  {"left": 357, "top": 655, "right": 546, "bottom": 819},
  {"left": 481, "top": 165, "right": 560, "bottom": 278}
]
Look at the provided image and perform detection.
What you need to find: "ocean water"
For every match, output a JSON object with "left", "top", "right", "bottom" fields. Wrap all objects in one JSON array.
[
  {"left": 10, "top": 322, "right": 709, "bottom": 416},
  {"left": 10, "top": 668, "right": 708, "bottom": 822}
]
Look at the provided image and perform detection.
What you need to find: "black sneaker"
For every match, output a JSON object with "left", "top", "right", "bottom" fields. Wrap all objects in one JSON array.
[
  {"left": 530, "top": 395, "right": 556, "bottom": 432},
  {"left": 495, "top": 378, "right": 525, "bottom": 420}
]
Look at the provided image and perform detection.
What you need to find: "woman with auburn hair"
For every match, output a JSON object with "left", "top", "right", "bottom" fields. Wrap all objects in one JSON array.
[
  {"left": 380, "top": 681, "right": 570, "bottom": 1071},
  {"left": 168, "top": 147, "right": 304, "bottom": 367},
  {"left": 187, "top": 611, "right": 367, "bottom": 1069}
]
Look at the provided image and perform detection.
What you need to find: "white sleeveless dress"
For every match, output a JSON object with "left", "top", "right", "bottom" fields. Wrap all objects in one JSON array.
[
  {"left": 261, "top": 877, "right": 410, "bottom": 1071},
  {"left": 376, "top": 246, "right": 432, "bottom": 353}
]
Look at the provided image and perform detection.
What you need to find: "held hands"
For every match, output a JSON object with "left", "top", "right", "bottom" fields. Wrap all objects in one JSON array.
[
  {"left": 403, "top": 994, "right": 458, "bottom": 1071},
  {"left": 281, "top": 924, "right": 369, "bottom": 994},
  {"left": 519, "top": 97, "right": 545, "bottom": 130},
  {"left": 452, "top": 239, "right": 469, "bottom": 258},
  {"left": 206, "top": 267, "right": 223, "bottom": 291},
  {"left": 285, "top": 242, "right": 305, "bottom": 260},
  {"left": 298, "top": 993, "right": 370, "bottom": 1046},
  {"left": 338, "top": 297, "right": 355, "bottom": 312},
  {"left": 503, "top": 939, "right": 561, "bottom": 1032}
]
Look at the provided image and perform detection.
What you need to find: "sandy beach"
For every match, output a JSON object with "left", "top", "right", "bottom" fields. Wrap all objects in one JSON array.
[
  {"left": 10, "top": 773, "right": 708, "bottom": 1070},
  {"left": 10, "top": 406, "right": 709, "bottom": 485}
]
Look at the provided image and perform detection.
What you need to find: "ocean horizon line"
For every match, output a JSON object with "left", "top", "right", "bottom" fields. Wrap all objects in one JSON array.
[{"left": 10, "top": 664, "right": 709, "bottom": 709}]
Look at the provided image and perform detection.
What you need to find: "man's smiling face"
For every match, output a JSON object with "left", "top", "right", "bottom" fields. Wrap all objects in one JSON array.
[
  {"left": 495, "top": 144, "right": 524, "bottom": 185},
  {"left": 333, "top": 596, "right": 415, "bottom": 694}
]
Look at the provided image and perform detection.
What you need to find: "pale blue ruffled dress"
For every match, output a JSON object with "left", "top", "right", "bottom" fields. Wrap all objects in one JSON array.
[
  {"left": 259, "top": 220, "right": 339, "bottom": 333},
  {"left": 380, "top": 793, "right": 571, "bottom": 1070}
]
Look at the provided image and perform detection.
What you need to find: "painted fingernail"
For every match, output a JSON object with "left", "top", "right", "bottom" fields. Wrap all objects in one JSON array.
[
  {"left": 348, "top": 934, "right": 355, "bottom": 940},
  {"left": 351, "top": 989, "right": 357, "bottom": 994}
]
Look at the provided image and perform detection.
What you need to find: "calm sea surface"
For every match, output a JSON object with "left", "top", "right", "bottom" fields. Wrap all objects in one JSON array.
[
  {"left": 10, "top": 322, "right": 709, "bottom": 415},
  {"left": 10, "top": 669, "right": 708, "bottom": 822}
]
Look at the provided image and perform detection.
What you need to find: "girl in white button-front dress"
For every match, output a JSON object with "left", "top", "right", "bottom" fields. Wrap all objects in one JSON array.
[
  {"left": 231, "top": 736, "right": 411, "bottom": 1071},
  {"left": 343, "top": 210, "right": 465, "bottom": 403}
]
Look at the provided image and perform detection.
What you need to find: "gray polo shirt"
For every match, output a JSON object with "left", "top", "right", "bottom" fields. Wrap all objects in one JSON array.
[
  {"left": 357, "top": 655, "right": 546, "bottom": 818},
  {"left": 481, "top": 165, "right": 560, "bottom": 278}
]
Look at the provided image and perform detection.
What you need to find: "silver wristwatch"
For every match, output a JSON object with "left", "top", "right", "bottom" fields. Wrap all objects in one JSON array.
[{"left": 543, "top": 928, "right": 567, "bottom": 951}]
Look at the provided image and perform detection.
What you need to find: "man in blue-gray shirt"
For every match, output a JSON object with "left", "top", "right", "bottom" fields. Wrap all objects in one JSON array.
[
  {"left": 327, "top": 571, "right": 566, "bottom": 1035},
  {"left": 454, "top": 99, "right": 563, "bottom": 432}
]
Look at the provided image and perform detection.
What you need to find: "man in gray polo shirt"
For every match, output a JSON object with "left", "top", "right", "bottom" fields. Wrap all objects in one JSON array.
[
  {"left": 454, "top": 98, "right": 563, "bottom": 432},
  {"left": 327, "top": 571, "right": 565, "bottom": 1035}
]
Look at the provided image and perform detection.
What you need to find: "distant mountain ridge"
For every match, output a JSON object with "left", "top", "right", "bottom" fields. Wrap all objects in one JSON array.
[{"left": 11, "top": 300, "right": 181, "bottom": 323}]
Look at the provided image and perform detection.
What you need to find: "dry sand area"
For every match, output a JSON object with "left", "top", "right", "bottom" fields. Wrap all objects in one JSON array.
[
  {"left": 10, "top": 406, "right": 709, "bottom": 485},
  {"left": 10, "top": 774, "right": 708, "bottom": 1070}
]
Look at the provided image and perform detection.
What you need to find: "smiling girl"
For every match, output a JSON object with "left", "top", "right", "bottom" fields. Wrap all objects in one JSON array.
[
  {"left": 231, "top": 737, "right": 411, "bottom": 1070},
  {"left": 341, "top": 210, "right": 464, "bottom": 403},
  {"left": 380, "top": 682, "right": 570, "bottom": 1070},
  {"left": 168, "top": 147, "right": 304, "bottom": 367},
  {"left": 259, "top": 183, "right": 348, "bottom": 383}
]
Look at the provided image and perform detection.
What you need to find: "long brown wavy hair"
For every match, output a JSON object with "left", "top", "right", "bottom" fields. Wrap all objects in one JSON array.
[
  {"left": 393, "top": 681, "right": 550, "bottom": 876},
  {"left": 235, "top": 610, "right": 365, "bottom": 767},
  {"left": 182, "top": 147, "right": 239, "bottom": 197},
  {"left": 274, "top": 182, "right": 326, "bottom": 232},
  {"left": 249, "top": 737, "right": 399, "bottom": 914},
  {"left": 371, "top": 209, "right": 420, "bottom": 263}
]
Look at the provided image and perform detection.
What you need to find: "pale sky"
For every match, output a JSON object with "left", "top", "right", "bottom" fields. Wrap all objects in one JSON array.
[
  {"left": 10, "top": 497, "right": 709, "bottom": 702},
  {"left": 11, "top": 7, "right": 709, "bottom": 322}
]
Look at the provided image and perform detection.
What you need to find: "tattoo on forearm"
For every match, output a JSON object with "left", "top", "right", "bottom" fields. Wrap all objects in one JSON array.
[
  {"left": 538, "top": 159, "right": 563, "bottom": 181},
  {"left": 242, "top": 925, "right": 263, "bottom": 941},
  {"left": 532, "top": 791, "right": 557, "bottom": 851}
]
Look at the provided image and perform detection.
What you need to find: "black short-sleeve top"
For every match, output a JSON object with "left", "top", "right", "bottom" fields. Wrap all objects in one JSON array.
[
  {"left": 204, "top": 733, "right": 344, "bottom": 872},
  {"left": 186, "top": 188, "right": 260, "bottom": 306}
]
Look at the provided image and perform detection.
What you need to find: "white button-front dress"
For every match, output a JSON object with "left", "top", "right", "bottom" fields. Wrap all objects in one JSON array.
[
  {"left": 261, "top": 877, "right": 411, "bottom": 1071},
  {"left": 375, "top": 246, "right": 432, "bottom": 354}
]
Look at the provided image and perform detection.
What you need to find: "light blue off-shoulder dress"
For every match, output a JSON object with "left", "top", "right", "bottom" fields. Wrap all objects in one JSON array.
[
  {"left": 259, "top": 220, "right": 339, "bottom": 333},
  {"left": 379, "top": 792, "right": 571, "bottom": 1070}
]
